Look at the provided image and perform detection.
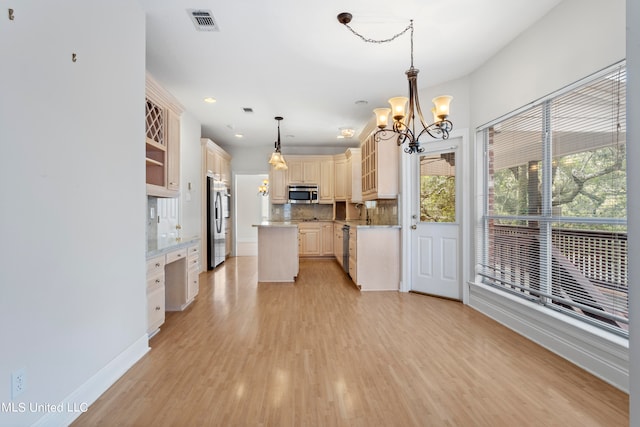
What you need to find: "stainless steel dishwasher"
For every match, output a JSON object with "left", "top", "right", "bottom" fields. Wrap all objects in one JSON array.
[{"left": 342, "top": 224, "right": 350, "bottom": 275}]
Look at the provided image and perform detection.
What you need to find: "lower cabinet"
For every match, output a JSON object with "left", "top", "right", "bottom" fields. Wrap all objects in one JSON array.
[
  {"left": 146, "top": 240, "right": 200, "bottom": 338},
  {"left": 298, "top": 222, "right": 334, "bottom": 258},
  {"left": 348, "top": 227, "right": 400, "bottom": 291},
  {"left": 334, "top": 223, "right": 344, "bottom": 267},
  {"left": 146, "top": 254, "right": 166, "bottom": 337}
]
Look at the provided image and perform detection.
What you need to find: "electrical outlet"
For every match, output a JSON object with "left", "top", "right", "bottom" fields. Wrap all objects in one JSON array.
[{"left": 12, "top": 369, "right": 26, "bottom": 399}]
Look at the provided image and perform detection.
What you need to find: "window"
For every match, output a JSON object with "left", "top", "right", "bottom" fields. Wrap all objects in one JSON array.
[{"left": 477, "top": 62, "right": 627, "bottom": 336}]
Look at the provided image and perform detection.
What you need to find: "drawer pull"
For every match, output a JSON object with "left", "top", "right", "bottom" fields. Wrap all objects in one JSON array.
[
  {"left": 155, "top": 306, "right": 161, "bottom": 311},
  {"left": 155, "top": 279, "right": 161, "bottom": 283},
  {"left": 155, "top": 262, "right": 161, "bottom": 267}
]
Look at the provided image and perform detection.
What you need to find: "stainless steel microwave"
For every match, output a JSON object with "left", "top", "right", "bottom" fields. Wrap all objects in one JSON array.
[{"left": 288, "top": 185, "right": 318, "bottom": 204}]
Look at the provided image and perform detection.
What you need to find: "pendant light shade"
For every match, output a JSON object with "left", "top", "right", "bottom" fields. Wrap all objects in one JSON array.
[{"left": 269, "top": 116, "right": 287, "bottom": 170}]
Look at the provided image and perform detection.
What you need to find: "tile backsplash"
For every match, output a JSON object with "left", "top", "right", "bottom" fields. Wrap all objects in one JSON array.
[{"left": 269, "top": 199, "right": 398, "bottom": 225}]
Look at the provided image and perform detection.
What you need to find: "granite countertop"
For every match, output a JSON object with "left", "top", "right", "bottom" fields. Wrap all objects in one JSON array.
[
  {"left": 257, "top": 219, "right": 400, "bottom": 229},
  {"left": 147, "top": 235, "right": 200, "bottom": 259}
]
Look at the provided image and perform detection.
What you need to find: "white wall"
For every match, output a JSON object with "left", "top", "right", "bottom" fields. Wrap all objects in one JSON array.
[
  {"left": 0, "top": 1, "right": 147, "bottom": 425},
  {"left": 627, "top": 0, "right": 639, "bottom": 422},
  {"left": 466, "top": 0, "right": 628, "bottom": 391},
  {"left": 235, "top": 174, "right": 269, "bottom": 256}
]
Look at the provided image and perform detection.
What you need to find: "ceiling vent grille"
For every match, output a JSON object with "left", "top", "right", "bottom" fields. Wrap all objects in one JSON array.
[{"left": 187, "top": 9, "right": 219, "bottom": 32}]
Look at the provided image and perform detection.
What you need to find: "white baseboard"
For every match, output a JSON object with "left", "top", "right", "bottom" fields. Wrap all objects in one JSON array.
[
  {"left": 468, "top": 282, "right": 629, "bottom": 392},
  {"left": 32, "top": 334, "right": 149, "bottom": 427}
]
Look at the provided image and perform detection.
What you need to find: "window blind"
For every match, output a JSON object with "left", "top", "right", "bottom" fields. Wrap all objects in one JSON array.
[{"left": 477, "top": 63, "right": 628, "bottom": 335}]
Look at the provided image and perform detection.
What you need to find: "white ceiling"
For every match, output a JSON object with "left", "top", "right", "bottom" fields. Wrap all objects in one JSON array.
[{"left": 140, "top": 0, "right": 563, "bottom": 151}]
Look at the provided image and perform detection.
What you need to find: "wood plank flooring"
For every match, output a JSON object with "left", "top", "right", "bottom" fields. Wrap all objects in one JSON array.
[{"left": 72, "top": 257, "right": 628, "bottom": 426}]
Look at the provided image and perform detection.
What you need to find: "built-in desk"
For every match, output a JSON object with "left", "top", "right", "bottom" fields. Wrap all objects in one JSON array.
[{"left": 146, "top": 237, "right": 200, "bottom": 337}]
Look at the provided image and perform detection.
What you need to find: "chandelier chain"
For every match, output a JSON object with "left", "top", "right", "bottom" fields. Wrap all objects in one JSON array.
[{"left": 342, "top": 20, "right": 413, "bottom": 46}]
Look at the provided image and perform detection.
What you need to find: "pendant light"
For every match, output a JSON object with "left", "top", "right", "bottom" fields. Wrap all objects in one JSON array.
[{"left": 268, "top": 116, "right": 287, "bottom": 170}]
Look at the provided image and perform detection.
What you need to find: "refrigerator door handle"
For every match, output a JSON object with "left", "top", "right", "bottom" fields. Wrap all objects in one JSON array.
[{"left": 215, "top": 192, "right": 223, "bottom": 234}]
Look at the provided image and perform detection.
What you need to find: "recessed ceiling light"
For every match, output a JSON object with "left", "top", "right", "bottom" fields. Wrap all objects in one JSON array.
[
  {"left": 203, "top": 97, "right": 217, "bottom": 103},
  {"left": 234, "top": 133, "right": 244, "bottom": 138},
  {"left": 355, "top": 100, "right": 368, "bottom": 105}
]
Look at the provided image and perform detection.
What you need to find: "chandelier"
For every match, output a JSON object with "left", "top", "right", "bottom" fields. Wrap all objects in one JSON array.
[
  {"left": 337, "top": 13, "right": 453, "bottom": 154},
  {"left": 258, "top": 179, "right": 269, "bottom": 196},
  {"left": 268, "top": 116, "right": 288, "bottom": 170}
]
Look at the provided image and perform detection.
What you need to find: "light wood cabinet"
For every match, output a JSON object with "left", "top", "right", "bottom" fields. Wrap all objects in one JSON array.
[
  {"left": 334, "top": 154, "right": 347, "bottom": 201},
  {"left": 145, "top": 73, "right": 183, "bottom": 198},
  {"left": 146, "top": 255, "right": 166, "bottom": 337},
  {"left": 319, "top": 158, "right": 334, "bottom": 203},
  {"left": 346, "top": 148, "right": 362, "bottom": 203},
  {"left": 349, "top": 227, "right": 400, "bottom": 291},
  {"left": 269, "top": 166, "right": 288, "bottom": 204},
  {"left": 334, "top": 223, "right": 344, "bottom": 267},
  {"left": 287, "top": 157, "right": 320, "bottom": 184},
  {"left": 202, "top": 138, "right": 231, "bottom": 184},
  {"left": 361, "top": 132, "right": 398, "bottom": 201},
  {"left": 298, "top": 222, "right": 321, "bottom": 257},
  {"left": 321, "top": 223, "right": 334, "bottom": 256},
  {"left": 187, "top": 244, "right": 200, "bottom": 303}
]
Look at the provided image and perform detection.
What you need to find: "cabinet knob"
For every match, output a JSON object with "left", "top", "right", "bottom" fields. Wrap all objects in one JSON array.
[
  {"left": 155, "top": 279, "right": 161, "bottom": 283},
  {"left": 155, "top": 262, "right": 161, "bottom": 267},
  {"left": 155, "top": 306, "right": 161, "bottom": 311}
]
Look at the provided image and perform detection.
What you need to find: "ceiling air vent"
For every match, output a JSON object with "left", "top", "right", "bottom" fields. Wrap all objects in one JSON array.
[{"left": 187, "top": 9, "right": 219, "bottom": 32}]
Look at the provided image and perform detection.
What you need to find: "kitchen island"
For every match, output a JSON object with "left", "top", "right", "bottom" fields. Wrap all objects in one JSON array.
[{"left": 254, "top": 222, "right": 299, "bottom": 282}]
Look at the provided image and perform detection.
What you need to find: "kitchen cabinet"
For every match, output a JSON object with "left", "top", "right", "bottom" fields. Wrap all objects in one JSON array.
[
  {"left": 288, "top": 158, "right": 320, "bottom": 184},
  {"left": 334, "top": 154, "right": 347, "bottom": 201},
  {"left": 145, "top": 72, "right": 183, "bottom": 198},
  {"left": 349, "top": 227, "right": 400, "bottom": 291},
  {"left": 298, "top": 222, "right": 321, "bottom": 257},
  {"left": 269, "top": 165, "right": 288, "bottom": 204},
  {"left": 345, "top": 148, "right": 362, "bottom": 203},
  {"left": 319, "top": 158, "right": 334, "bottom": 203},
  {"left": 146, "top": 239, "right": 200, "bottom": 337},
  {"left": 203, "top": 138, "right": 231, "bottom": 184},
  {"left": 321, "top": 223, "right": 334, "bottom": 256},
  {"left": 361, "top": 132, "right": 398, "bottom": 200},
  {"left": 333, "top": 223, "right": 344, "bottom": 267},
  {"left": 187, "top": 244, "right": 200, "bottom": 303},
  {"left": 146, "top": 255, "right": 166, "bottom": 337}
]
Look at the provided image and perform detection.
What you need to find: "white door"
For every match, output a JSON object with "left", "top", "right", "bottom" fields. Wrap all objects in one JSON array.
[{"left": 410, "top": 140, "right": 461, "bottom": 299}]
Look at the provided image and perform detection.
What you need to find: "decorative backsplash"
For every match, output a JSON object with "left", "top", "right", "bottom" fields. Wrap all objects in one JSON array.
[{"left": 269, "top": 199, "right": 398, "bottom": 225}]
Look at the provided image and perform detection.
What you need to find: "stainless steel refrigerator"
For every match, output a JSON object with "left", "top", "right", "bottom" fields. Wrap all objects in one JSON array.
[{"left": 207, "top": 177, "right": 227, "bottom": 269}]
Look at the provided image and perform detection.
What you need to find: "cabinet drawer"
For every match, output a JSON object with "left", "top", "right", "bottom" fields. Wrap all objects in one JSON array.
[
  {"left": 146, "top": 273, "right": 165, "bottom": 291},
  {"left": 166, "top": 248, "right": 187, "bottom": 264},
  {"left": 188, "top": 244, "right": 199, "bottom": 257},
  {"left": 147, "top": 285, "right": 165, "bottom": 334},
  {"left": 146, "top": 255, "right": 165, "bottom": 276}
]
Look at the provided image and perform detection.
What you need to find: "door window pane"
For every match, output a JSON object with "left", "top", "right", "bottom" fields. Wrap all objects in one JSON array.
[{"left": 419, "top": 152, "right": 456, "bottom": 223}]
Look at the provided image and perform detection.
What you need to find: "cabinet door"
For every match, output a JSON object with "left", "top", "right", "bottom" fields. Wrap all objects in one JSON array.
[
  {"left": 321, "top": 223, "right": 334, "bottom": 255},
  {"left": 147, "top": 284, "right": 165, "bottom": 335},
  {"left": 334, "top": 158, "right": 347, "bottom": 201},
  {"left": 319, "top": 159, "right": 334, "bottom": 203},
  {"left": 303, "top": 161, "right": 320, "bottom": 183},
  {"left": 299, "top": 227, "right": 321, "bottom": 256},
  {"left": 166, "top": 110, "right": 181, "bottom": 192},
  {"left": 287, "top": 159, "right": 304, "bottom": 183},
  {"left": 270, "top": 166, "right": 287, "bottom": 203}
]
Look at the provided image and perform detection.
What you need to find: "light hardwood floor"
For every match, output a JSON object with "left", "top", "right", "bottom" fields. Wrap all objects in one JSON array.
[{"left": 72, "top": 257, "right": 628, "bottom": 426}]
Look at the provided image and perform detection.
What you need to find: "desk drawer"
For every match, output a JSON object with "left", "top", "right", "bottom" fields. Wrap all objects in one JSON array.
[
  {"left": 146, "top": 255, "right": 165, "bottom": 276},
  {"left": 166, "top": 248, "right": 187, "bottom": 264}
]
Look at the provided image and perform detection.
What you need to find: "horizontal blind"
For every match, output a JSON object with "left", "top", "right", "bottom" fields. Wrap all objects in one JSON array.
[{"left": 477, "top": 63, "right": 628, "bottom": 335}]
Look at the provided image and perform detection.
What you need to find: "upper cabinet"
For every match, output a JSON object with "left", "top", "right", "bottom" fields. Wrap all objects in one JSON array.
[
  {"left": 145, "top": 73, "right": 184, "bottom": 198},
  {"left": 202, "top": 138, "right": 231, "bottom": 184},
  {"left": 334, "top": 154, "right": 347, "bottom": 201},
  {"left": 345, "top": 148, "right": 362, "bottom": 203},
  {"left": 287, "top": 158, "right": 320, "bottom": 184},
  {"left": 319, "top": 158, "right": 334, "bottom": 203},
  {"left": 361, "top": 132, "right": 398, "bottom": 200}
]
